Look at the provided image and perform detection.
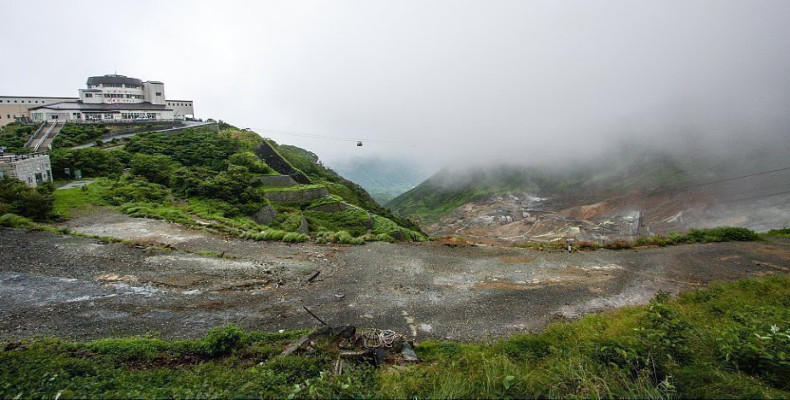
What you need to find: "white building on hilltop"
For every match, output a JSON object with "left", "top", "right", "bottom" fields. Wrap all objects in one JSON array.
[{"left": 1, "top": 74, "right": 195, "bottom": 126}]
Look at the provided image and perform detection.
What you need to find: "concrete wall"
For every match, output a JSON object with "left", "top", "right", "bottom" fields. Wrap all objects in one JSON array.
[
  {"left": 263, "top": 187, "right": 329, "bottom": 204},
  {"left": 143, "top": 82, "right": 166, "bottom": 105},
  {"left": 0, "top": 153, "right": 52, "bottom": 187},
  {"left": 250, "top": 175, "right": 298, "bottom": 187},
  {"left": 253, "top": 140, "right": 312, "bottom": 184}
]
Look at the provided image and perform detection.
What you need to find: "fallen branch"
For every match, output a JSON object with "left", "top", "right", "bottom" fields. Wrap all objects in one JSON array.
[
  {"left": 306, "top": 270, "right": 320, "bottom": 282},
  {"left": 302, "top": 305, "right": 328, "bottom": 326}
]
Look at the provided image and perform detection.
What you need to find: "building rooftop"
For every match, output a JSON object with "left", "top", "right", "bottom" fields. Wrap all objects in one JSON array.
[{"left": 86, "top": 74, "right": 143, "bottom": 87}]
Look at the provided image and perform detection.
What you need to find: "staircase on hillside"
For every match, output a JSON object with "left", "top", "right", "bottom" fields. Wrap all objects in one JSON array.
[
  {"left": 26, "top": 121, "right": 65, "bottom": 152},
  {"left": 23, "top": 122, "right": 49, "bottom": 150}
]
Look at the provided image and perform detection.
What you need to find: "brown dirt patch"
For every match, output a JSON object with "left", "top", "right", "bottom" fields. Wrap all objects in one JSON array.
[{"left": 499, "top": 256, "right": 534, "bottom": 264}]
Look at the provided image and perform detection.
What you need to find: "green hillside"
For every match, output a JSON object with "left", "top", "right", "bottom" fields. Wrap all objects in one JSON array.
[{"left": 37, "top": 124, "right": 425, "bottom": 243}]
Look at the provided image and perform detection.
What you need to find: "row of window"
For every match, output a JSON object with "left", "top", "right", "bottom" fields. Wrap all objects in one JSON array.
[
  {"left": 121, "top": 112, "right": 157, "bottom": 119},
  {"left": 85, "top": 93, "right": 144, "bottom": 99},
  {"left": 168, "top": 102, "right": 192, "bottom": 107},
  {"left": 88, "top": 83, "right": 142, "bottom": 89},
  {"left": 2, "top": 99, "right": 53, "bottom": 104}
]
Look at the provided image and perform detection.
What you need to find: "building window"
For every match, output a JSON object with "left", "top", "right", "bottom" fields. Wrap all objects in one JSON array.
[
  {"left": 155, "top": 92, "right": 162, "bottom": 96},
  {"left": 85, "top": 93, "right": 93, "bottom": 98}
]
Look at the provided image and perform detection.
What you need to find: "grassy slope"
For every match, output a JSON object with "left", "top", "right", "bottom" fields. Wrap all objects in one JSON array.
[
  {"left": 47, "top": 127, "right": 424, "bottom": 242},
  {"left": 2, "top": 275, "right": 788, "bottom": 398}
]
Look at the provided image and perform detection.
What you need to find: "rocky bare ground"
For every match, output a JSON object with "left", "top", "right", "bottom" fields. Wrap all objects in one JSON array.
[{"left": 1, "top": 212, "right": 789, "bottom": 342}]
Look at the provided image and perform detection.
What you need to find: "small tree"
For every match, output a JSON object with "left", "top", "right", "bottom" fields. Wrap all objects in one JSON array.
[{"left": 0, "top": 177, "right": 54, "bottom": 221}]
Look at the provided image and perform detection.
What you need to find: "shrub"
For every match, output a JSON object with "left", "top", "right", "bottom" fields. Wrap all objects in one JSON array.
[
  {"left": 765, "top": 228, "right": 790, "bottom": 238},
  {"left": 228, "top": 151, "right": 271, "bottom": 174},
  {"left": 283, "top": 232, "right": 308, "bottom": 243},
  {"left": 0, "top": 213, "right": 35, "bottom": 228},
  {"left": 201, "top": 325, "right": 245, "bottom": 357},
  {"left": 262, "top": 230, "right": 286, "bottom": 241},
  {"left": 50, "top": 148, "right": 131, "bottom": 179},
  {"left": 603, "top": 239, "right": 633, "bottom": 250},
  {"left": 717, "top": 323, "right": 790, "bottom": 389},
  {"left": 102, "top": 177, "right": 171, "bottom": 205},
  {"left": 0, "top": 177, "right": 54, "bottom": 221},
  {"left": 685, "top": 227, "right": 759, "bottom": 243},
  {"left": 130, "top": 153, "right": 175, "bottom": 185}
]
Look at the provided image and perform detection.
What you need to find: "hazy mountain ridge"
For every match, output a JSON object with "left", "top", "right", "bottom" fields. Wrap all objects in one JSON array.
[
  {"left": 330, "top": 157, "right": 431, "bottom": 204},
  {"left": 388, "top": 142, "right": 790, "bottom": 243}
]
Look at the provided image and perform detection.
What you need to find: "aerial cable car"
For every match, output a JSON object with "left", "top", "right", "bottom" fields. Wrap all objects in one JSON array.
[{"left": 356, "top": 141, "right": 363, "bottom": 147}]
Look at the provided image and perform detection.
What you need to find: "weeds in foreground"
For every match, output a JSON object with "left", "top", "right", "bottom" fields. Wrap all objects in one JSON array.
[{"left": 2, "top": 277, "right": 789, "bottom": 398}]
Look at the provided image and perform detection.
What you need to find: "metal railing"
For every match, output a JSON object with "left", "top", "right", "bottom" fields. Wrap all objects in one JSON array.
[
  {"left": 33, "top": 121, "right": 60, "bottom": 152},
  {"left": 23, "top": 122, "right": 47, "bottom": 148}
]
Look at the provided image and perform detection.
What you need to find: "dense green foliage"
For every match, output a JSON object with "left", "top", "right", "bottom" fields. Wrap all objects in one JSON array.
[
  {"left": 2, "top": 276, "right": 788, "bottom": 398},
  {"left": 0, "top": 122, "right": 38, "bottom": 154},
  {"left": 52, "top": 124, "right": 110, "bottom": 148},
  {"left": 50, "top": 147, "right": 130, "bottom": 179},
  {"left": 765, "top": 228, "right": 790, "bottom": 238},
  {"left": 125, "top": 129, "right": 259, "bottom": 171},
  {"left": 0, "top": 177, "right": 54, "bottom": 221}
]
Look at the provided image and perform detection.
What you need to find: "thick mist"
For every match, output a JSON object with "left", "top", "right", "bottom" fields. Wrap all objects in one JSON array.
[{"left": 3, "top": 1, "right": 790, "bottom": 174}]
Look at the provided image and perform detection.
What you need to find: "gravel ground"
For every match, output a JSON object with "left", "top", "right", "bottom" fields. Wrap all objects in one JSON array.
[{"left": 1, "top": 213, "right": 788, "bottom": 341}]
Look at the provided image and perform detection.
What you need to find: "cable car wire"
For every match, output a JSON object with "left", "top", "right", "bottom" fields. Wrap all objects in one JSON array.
[{"left": 254, "top": 128, "right": 412, "bottom": 144}]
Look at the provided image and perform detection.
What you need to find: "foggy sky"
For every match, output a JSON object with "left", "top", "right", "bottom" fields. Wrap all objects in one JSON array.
[{"left": 3, "top": 0, "right": 790, "bottom": 172}]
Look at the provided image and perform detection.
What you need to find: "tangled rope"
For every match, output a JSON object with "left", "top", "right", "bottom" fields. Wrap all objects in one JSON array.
[{"left": 362, "top": 329, "right": 402, "bottom": 348}]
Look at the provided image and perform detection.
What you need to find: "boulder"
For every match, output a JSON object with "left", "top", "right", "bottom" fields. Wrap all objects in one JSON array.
[
  {"left": 253, "top": 204, "right": 278, "bottom": 225},
  {"left": 297, "top": 215, "right": 310, "bottom": 234}
]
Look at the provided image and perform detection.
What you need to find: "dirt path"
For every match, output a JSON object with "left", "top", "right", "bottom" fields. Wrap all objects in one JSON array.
[{"left": 1, "top": 213, "right": 788, "bottom": 341}]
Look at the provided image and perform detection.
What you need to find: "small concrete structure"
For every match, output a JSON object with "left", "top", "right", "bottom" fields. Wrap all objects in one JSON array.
[{"left": 0, "top": 153, "right": 53, "bottom": 187}]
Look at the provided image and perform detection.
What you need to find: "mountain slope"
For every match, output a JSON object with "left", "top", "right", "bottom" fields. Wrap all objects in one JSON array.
[{"left": 388, "top": 145, "right": 790, "bottom": 243}]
